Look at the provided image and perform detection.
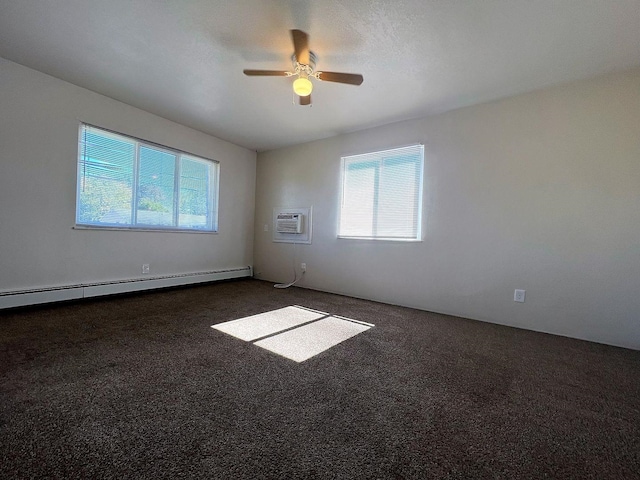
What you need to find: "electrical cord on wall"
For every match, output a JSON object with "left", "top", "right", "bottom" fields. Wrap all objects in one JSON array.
[{"left": 274, "top": 242, "right": 304, "bottom": 289}]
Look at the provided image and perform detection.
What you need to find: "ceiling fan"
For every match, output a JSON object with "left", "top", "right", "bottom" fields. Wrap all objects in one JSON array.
[{"left": 243, "top": 29, "right": 364, "bottom": 106}]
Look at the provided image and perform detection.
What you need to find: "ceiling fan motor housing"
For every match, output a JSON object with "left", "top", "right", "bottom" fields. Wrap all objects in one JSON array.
[{"left": 292, "top": 51, "right": 317, "bottom": 74}]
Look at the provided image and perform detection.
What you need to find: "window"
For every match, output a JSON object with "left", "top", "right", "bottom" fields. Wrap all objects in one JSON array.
[
  {"left": 338, "top": 144, "right": 424, "bottom": 241},
  {"left": 76, "top": 124, "right": 218, "bottom": 232}
]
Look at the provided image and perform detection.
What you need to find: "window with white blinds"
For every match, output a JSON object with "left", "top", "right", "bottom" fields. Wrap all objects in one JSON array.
[
  {"left": 76, "top": 124, "right": 218, "bottom": 232},
  {"left": 339, "top": 144, "right": 424, "bottom": 241}
]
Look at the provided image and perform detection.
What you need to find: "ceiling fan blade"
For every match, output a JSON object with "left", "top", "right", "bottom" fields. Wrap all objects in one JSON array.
[
  {"left": 317, "top": 71, "right": 364, "bottom": 85},
  {"left": 243, "top": 69, "right": 288, "bottom": 76},
  {"left": 291, "top": 29, "right": 310, "bottom": 65},
  {"left": 299, "top": 94, "right": 311, "bottom": 106}
]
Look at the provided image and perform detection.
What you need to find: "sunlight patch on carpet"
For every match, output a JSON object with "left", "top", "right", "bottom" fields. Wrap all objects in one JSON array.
[
  {"left": 212, "top": 306, "right": 373, "bottom": 362},
  {"left": 211, "top": 305, "right": 324, "bottom": 341},
  {"left": 254, "top": 316, "right": 371, "bottom": 362}
]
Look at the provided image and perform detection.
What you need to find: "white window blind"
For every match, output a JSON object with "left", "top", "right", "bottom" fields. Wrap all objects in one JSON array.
[
  {"left": 76, "top": 124, "right": 218, "bottom": 232},
  {"left": 339, "top": 144, "right": 424, "bottom": 240}
]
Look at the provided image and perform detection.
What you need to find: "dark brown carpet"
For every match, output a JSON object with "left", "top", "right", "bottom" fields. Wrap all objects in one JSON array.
[{"left": 1, "top": 279, "right": 639, "bottom": 479}]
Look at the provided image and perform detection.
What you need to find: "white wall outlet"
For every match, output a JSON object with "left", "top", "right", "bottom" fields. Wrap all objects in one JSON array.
[
  {"left": 264, "top": 224, "right": 269, "bottom": 232},
  {"left": 301, "top": 263, "right": 306, "bottom": 273},
  {"left": 142, "top": 264, "right": 150, "bottom": 274},
  {"left": 514, "top": 289, "right": 525, "bottom": 303}
]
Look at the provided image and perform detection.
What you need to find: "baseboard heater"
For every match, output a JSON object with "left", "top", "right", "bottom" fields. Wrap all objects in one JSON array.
[{"left": 0, "top": 266, "right": 252, "bottom": 310}]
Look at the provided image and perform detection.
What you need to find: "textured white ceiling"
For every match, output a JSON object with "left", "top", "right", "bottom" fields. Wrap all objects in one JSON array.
[{"left": 1, "top": 0, "right": 639, "bottom": 151}]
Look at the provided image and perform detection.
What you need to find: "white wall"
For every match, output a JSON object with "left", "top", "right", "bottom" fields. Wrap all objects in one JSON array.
[
  {"left": 254, "top": 68, "right": 640, "bottom": 350},
  {"left": 0, "top": 58, "right": 256, "bottom": 291}
]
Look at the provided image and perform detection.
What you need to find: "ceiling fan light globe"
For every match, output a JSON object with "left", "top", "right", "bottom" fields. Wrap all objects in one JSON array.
[{"left": 293, "top": 77, "right": 313, "bottom": 97}]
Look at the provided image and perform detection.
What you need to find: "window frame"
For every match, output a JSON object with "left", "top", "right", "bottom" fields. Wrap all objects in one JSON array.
[
  {"left": 75, "top": 123, "right": 219, "bottom": 233},
  {"left": 338, "top": 144, "right": 424, "bottom": 242}
]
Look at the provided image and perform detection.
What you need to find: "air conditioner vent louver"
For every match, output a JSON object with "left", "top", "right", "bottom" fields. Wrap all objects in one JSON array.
[{"left": 276, "top": 213, "right": 302, "bottom": 234}]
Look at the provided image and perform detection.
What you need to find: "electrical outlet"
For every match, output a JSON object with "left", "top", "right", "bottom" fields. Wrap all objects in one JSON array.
[
  {"left": 301, "top": 263, "right": 306, "bottom": 273},
  {"left": 264, "top": 224, "right": 269, "bottom": 232},
  {"left": 514, "top": 289, "right": 525, "bottom": 303},
  {"left": 142, "top": 264, "right": 150, "bottom": 274}
]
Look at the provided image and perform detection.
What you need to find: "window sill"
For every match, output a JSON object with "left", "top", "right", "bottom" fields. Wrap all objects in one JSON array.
[
  {"left": 73, "top": 225, "right": 217, "bottom": 234},
  {"left": 337, "top": 235, "right": 422, "bottom": 242}
]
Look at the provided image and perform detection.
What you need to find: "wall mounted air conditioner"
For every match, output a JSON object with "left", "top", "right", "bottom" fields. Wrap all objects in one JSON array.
[
  {"left": 276, "top": 213, "right": 303, "bottom": 234},
  {"left": 272, "top": 207, "right": 312, "bottom": 244}
]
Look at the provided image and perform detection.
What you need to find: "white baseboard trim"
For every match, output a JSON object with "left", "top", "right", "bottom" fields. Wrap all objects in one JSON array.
[{"left": 0, "top": 266, "right": 252, "bottom": 309}]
